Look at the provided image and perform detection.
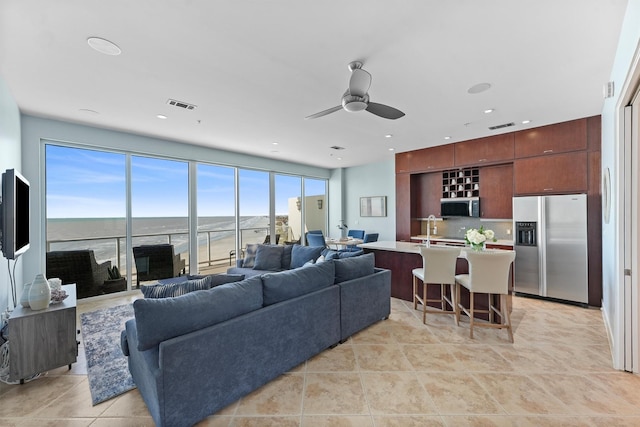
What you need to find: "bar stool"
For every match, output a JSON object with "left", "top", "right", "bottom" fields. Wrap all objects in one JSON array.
[
  {"left": 454, "top": 250, "right": 516, "bottom": 342},
  {"left": 412, "top": 246, "right": 461, "bottom": 324}
]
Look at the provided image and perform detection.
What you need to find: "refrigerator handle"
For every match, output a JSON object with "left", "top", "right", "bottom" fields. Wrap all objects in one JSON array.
[{"left": 539, "top": 196, "right": 546, "bottom": 297}]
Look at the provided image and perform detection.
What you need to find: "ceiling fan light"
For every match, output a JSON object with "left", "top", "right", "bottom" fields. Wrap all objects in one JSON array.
[{"left": 343, "top": 100, "right": 367, "bottom": 112}]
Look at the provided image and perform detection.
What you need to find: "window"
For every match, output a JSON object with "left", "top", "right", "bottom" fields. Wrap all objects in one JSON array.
[{"left": 275, "top": 174, "right": 302, "bottom": 244}]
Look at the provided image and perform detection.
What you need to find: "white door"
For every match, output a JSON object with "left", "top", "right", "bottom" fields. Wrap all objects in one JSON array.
[{"left": 624, "top": 87, "right": 640, "bottom": 372}]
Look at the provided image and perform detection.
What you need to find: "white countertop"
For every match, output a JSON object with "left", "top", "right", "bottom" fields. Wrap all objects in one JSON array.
[
  {"left": 359, "top": 240, "right": 515, "bottom": 254},
  {"left": 410, "top": 235, "right": 514, "bottom": 247}
]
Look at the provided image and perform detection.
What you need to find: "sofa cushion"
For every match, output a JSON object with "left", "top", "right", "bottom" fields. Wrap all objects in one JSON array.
[
  {"left": 290, "top": 244, "right": 324, "bottom": 269},
  {"left": 134, "top": 275, "right": 264, "bottom": 351},
  {"left": 242, "top": 244, "right": 259, "bottom": 268},
  {"left": 322, "top": 249, "right": 364, "bottom": 260},
  {"left": 262, "top": 260, "right": 336, "bottom": 306},
  {"left": 253, "top": 244, "right": 285, "bottom": 271},
  {"left": 141, "top": 276, "right": 213, "bottom": 298},
  {"left": 334, "top": 252, "right": 375, "bottom": 284}
]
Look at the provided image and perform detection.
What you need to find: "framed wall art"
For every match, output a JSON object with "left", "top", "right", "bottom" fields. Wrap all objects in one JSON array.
[{"left": 360, "top": 196, "right": 387, "bottom": 217}]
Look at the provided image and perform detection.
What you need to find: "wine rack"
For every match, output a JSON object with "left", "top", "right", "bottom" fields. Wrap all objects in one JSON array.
[{"left": 442, "top": 167, "right": 479, "bottom": 199}]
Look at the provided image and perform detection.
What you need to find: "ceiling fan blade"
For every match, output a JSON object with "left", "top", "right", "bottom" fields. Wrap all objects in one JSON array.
[
  {"left": 366, "top": 102, "right": 405, "bottom": 120},
  {"left": 349, "top": 69, "right": 371, "bottom": 97},
  {"left": 304, "top": 105, "right": 343, "bottom": 120}
]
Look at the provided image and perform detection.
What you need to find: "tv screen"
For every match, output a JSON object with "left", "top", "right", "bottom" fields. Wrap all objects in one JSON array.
[{"left": 1, "top": 168, "right": 30, "bottom": 259}]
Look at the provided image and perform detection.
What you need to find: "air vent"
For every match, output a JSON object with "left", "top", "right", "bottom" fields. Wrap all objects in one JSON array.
[
  {"left": 488, "top": 122, "right": 515, "bottom": 130},
  {"left": 330, "top": 146, "right": 345, "bottom": 150},
  {"left": 167, "top": 99, "right": 197, "bottom": 110}
]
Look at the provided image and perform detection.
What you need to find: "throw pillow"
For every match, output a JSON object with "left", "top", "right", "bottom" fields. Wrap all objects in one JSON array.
[
  {"left": 290, "top": 244, "right": 324, "bottom": 269},
  {"left": 141, "top": 275, "right": 213, "bottom": 298},
  {"left": 282, "top": 244, "right": 293, "bottom": 270},
  {"left": 253, "top": 244, "right": 285, "bottom": 271},
  {"left": 261, "top": 260, "right": 336, "bottom": 305},
  {"left": 134, "top": 275, "right": 264, "bottom": 351},
  {"left": 242, "top": 243, "right": 259, "bottom": 268},
  {"left": 333, "top": 252, "right": 375, "bottom": 284},
  {"left": 188, "top": 273, "right": 246, "bottom": 288}
]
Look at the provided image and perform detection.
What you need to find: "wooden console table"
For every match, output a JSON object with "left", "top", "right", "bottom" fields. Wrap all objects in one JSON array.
[{"left": 8, "top": 284, "right": 77, "bottom": 383}]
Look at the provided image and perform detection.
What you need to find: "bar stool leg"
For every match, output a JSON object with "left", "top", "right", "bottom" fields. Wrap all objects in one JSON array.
[{"left": 469, "top": 291, "right": 475, "bottom": 339}]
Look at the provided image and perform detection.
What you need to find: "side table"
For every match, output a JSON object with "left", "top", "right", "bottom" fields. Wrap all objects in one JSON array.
[{"left": 8, "top": 284, "right": 77, "bottom": 384}]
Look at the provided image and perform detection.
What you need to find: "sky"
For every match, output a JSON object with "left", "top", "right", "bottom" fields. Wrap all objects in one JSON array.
[{"left": 45, "top": 144, "right": 326, "bottom": 218}]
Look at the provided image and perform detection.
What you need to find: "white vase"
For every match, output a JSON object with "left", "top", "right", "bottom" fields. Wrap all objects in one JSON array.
[
  {"left": 20, "top": 282, "right": 32, "bottom": 307},
  {"left": 29, "top": 274, "right": 51, "bottom": 310}
]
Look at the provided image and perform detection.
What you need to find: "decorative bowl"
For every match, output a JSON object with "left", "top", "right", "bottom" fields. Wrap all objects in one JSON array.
[{"left": 50, "top": 289, "right": 69, "bottom": 304}]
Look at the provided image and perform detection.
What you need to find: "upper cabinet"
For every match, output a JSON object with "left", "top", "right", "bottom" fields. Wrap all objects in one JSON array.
[
  {"left": 454, "top": 134, "right": 514, "bottom": 166},
  {"left": 513, "top": 152, "right": 588, "bottom": 195},
  {"left": 514, "top": 118, "right": 587, "bottom": 158},
  {"left": 479, "top": 164, "right": 513, "bottom": 219},
  {"left": 396, "top": 145, "right": 454, "bottom": 173}
]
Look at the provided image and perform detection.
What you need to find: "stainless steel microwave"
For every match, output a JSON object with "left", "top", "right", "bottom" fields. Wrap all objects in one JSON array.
[{"left": 440, "top": 197, "right": 480, "bottom": 217}]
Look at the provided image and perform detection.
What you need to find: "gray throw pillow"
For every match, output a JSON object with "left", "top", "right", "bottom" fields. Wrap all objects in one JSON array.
[
  {"left": 187, "top": 273, "right": 245, "bottom": 287},
  {"left": 333, "top": 252, "right": 375, "bottom": 284},
  {"left": 242, "top": 244, "right": 259, "bottom": 268},
  {"left": 290, "top": 244, "right": 324, "bottom": 269},
  {"left": 253, "top": 244, "right": 285, "bottom": 271}
]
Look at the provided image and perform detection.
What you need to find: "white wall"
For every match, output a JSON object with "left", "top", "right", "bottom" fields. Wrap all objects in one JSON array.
[
  {"left": 19, "top": 115, "right": 332, "bottom": 282},
  {"left": 341, "top": 159, "right": 396, "bottom": 242},
  {"left": 0, "top": 75, "right": 23, "bottom": 315},
  {"left": 601, "top": 0, "right": 640, "bottom": 369}
]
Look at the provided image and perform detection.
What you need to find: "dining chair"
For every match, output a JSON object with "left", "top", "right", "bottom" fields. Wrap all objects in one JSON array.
[
  {"left": 362, "top": 233, "right": 379, "bottom": 243},
  {"left": 306, "top": 232, "right": 327, "bottom": 248},
  {"left": 454, "top": 250, "right": 516, "bottom": 342},
  {"left": 347, "top": 229, "right": 365, "bottom": 239},
  {"left": 412, "top": 246, "right": 461, "bottom": 324}
]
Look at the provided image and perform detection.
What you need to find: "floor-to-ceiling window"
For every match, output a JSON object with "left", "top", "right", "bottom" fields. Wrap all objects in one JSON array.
[
  {"left": 45, "top": 144, "right": 126, "bottom": 299},
  {"left": 196, "top": 164, "right": 236, "bottom": 274},
  {"left": 130, "top": 156, "right": 189, "bottom": 287},
  {"left": 275, "top": 174, "right": 302, "bottom": 244},
  {"left": 44, "top": 142, "right": 328, "bottom": 297},
  {"left": 238, "top": 169, "right": 270, "bottom": 247}
]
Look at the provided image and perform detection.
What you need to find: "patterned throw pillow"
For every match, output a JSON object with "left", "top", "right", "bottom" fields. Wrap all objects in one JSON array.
[
  {"left": 242, "top": 244, "right": 259, "bottom": 268},
  {"left": 141, "top": 276, "right": 213, "bottom": 298}
]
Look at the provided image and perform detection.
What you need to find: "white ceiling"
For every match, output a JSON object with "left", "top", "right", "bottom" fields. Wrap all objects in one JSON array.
[{"left": 0, "top": 0, "right": 629, "bottom": 169}]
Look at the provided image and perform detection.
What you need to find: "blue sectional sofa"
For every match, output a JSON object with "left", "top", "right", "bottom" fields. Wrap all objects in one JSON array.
[{"left": 120, "top": 253, "right": 390, "bottom": 427}]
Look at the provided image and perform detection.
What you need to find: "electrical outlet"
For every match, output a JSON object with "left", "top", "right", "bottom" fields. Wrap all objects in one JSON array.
[{"left": 506, "top": 228, "right": 512, "bottom": 235}]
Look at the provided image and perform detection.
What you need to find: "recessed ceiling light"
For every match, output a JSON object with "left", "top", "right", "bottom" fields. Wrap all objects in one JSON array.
[
  {"left": 444, "top": 136, "right": 451, "bottom": 140},
  {"left": 522, "top": 119, "right": 531, "bottom": 124},
  {"left": 87, "top": 37, "right": 121, "bottom": 56},
  {"left": 337, "top": 157, "right": 342, "bottom": 161},
  {"left": 157, "top": 114, "right": 167, "bottom": 119},
  {"left": 388, "top": 148, "right": 395, "bottom": 151},
  {"left": 484, "top": 108, "right": 494, "bottom": 114},
  {"left": 385, "top": 134, "right": 393, "bottom": 138},
  {"left": 468, "top": 83, "right": 492, "bottom": 94},
  {"left": 272, "top": 142, "right": 279, "bottom": 145}
]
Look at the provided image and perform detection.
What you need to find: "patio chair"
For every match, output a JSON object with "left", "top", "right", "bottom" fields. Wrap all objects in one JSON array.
[
  {"left": 46, "top": 250, "right": 112, "bottom": 299},
  {"left": 133, "top": 244, "right": 186, "bottom": 286}
]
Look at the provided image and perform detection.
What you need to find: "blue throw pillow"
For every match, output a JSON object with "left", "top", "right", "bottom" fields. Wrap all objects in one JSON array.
[
  {"left": 290, "top": 244, "right": 324, "bottom": 269},
  {"left": 333, "top": 252, "right": 375, "bottom": 284},
  {"left": 141, "top": 276, "right": 213, "bottom": 298},
  {"left": 338, "top": 249, "right": 364, "bottom": 258},
  {"left": 282, "top": 244, "right": 293, "bottom": 270},
  {"left": 134, "top": 275, "right": 264, "bottom": 351},
  {"left": 261, "top": 260, "right": 336, "bottom": 305},
  {"left": 253, "top": 244, "right": 285, "bottom": 271}
]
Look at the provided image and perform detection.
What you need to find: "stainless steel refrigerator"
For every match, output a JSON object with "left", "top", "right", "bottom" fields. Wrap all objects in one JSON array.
[{"left": 512, "top": 194, "right": 588, "bottom": 304}]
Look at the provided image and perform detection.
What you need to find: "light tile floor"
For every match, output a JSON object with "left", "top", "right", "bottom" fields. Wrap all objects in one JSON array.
[{"left": 2, "top": 294, "right": 640, "bottom": 426}]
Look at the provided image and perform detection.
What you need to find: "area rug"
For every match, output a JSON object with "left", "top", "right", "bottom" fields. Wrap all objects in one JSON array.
[{"left": 80, "top": 303, "right": 136, "bottom": 405}]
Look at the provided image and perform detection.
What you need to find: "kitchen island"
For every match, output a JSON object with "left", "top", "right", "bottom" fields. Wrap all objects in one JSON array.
[{"left": 359, "top": 241, "right": 514, "bottom": 319}]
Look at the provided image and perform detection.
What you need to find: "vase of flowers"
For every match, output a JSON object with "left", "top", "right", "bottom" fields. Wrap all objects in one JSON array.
[
  {"left": 337, "top": 220, "right": 348, "bottom": 239},
  {"left": 465, "top": 226, "right": 497, "bottom": 251}
]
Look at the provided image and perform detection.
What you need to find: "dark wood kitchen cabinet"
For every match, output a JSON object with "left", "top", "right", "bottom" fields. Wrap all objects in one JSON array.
[
  {"left": 513, "top": 151, "right": 587, "bottom": 195},
  {"left": 479, "top": 164, "right": 513, "bottom": 218},
  {"left": 414, "top": 172, "right": 442, "bottom": 218},
  {"left": 408, "top": 144, "right": 454, "bottom": 172},
  {"left": 514, "top": 118, "right": 587, "bottom": 158},
  {"left": 454, "top": 133, "right": 514, "bottom": 166}
]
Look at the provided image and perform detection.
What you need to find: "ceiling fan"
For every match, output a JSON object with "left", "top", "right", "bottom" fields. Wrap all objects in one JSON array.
[{"left": 305, "top": 61, "right": 405, "bottom": 120}]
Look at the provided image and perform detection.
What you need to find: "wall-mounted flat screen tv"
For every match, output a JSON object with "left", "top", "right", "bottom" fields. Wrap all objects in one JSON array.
[{"left": 1, "top": 168, "right": 30, "bottom": 259}]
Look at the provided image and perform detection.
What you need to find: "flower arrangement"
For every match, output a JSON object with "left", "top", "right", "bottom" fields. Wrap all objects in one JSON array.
[{"left": 465, "top": 226, "right": 496, "bottom": 251}]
